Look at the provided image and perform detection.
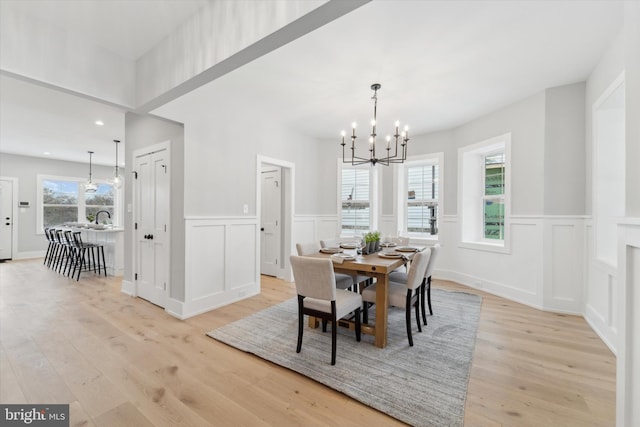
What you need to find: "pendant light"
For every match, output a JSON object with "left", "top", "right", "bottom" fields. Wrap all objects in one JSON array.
[
  {"left": 110, "top": 139, "right": 123, "bottom": 189},
  {"left": 84, "top": 151, "right": 98, "bottom": 193}
]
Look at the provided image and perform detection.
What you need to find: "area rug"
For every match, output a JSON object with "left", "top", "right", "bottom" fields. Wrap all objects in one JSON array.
[{"left": 207, "top": 289, "right": 482, "bottom": 427}]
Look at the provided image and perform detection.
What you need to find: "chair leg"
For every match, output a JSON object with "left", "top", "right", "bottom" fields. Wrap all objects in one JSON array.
[
  {"left": 420, "top": 278, "right": 428, "bottom": 325},
  {"left": 355, "top": 307, "right": 361, "bottom": 342},
  {"left": 406, "top": 290, "right": 414, "bottom": 347},
  {"left": 362, "top": 302, "right": 368, "bottom": 324},
  {"left": 415, "top": 294, "right": 422, "bottom": 333},
  {"left": 330, "top": 301, "right": 337, "bottom": 365},
  {"left": 322, "top": 319, "right": 327, "bottom": 332},
  {"left": 296, "top": 296, "right": 304, "bottom": 353},
  {"left": 427, "top": 276, "right": 433, "bottom": 316}
]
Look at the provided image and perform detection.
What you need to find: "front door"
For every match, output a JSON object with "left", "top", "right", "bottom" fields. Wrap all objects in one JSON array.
[
  {"left": 0, "top": 179, "right": 13, "bottom": 260},
  {"left": 134, "top": 146, "right": 169, "bottom": 307},
  {"left": 261, "top": 167, "right": 281, "bottom": 277}
]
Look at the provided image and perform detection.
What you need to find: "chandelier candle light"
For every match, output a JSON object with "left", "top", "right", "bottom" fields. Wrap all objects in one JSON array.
[
  {"left": 341, "top": 83, "right": 409, "bottom": 166},
  {"left": 84, "top": 150, "right": 98, "bottom": 193}
]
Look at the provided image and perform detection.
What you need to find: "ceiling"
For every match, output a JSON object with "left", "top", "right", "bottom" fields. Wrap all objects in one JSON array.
[
  {"left": 0, "top": 0, "right": 207, "bottom": 166},
  {"left": 0, "top": 0, "right": 625, "bottom": 165}
]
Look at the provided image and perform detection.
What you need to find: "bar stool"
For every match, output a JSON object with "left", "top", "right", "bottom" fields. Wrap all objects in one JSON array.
[{"left": 71, "top": 232, "right": 107, "bottom": 280}]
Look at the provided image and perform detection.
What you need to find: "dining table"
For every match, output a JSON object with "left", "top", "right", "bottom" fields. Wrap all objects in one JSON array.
[{"left": 308, "top": 245, "right": 424, "bottom": 348}]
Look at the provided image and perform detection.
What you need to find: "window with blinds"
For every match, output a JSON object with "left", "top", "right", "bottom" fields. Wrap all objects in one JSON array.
[
  {"left": 482, "top": 151, "right": 505, "bottom": 240},
  {"left": 341, "top": 168, "right": 370, "bottom": 234},
  {"left": 406, "top": 163, "right": 439, "bottom": 236}
]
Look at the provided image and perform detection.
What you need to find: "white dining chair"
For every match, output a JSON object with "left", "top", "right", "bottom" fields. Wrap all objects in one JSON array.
[
  {"left": 295, "top": 242, "right": 355, "bottom": 291},
  {"left": 389, "top": 244, "right": 440, "bottom": 325},
  {"left": 290, "top": 255, "right": 362, "bottom": 365},
  {"left": 362, "top": 249, "right": 431, "bottom": 346},
  {"left": 319, "top": 237, "right": 372, "bottom": 292}
]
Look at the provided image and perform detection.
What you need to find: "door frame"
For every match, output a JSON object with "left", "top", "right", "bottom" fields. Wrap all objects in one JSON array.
[
  {"left": 0, "top": 176, "right": 18, "bottom": 260},
  {"left": 132, "top": 141, "right": 171, "bottom": 303},
  {"left": 256, "top": 155, "right": 294, "bottom": 282}
]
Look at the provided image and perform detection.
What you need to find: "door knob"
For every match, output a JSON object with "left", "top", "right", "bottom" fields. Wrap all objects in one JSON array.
[{"left": 261, "top": 227, "right": 265, "bottom": 231}]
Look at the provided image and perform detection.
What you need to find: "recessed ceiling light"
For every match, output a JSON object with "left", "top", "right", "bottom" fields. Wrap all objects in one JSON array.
[
  {"left": 43, "top": 152, "right": 51, "bottom": 155},
  {"left": 95, "top": 120, "right": 104, "bottom": 126}
]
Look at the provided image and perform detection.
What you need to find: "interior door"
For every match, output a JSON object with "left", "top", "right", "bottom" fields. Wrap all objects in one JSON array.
[
  {"left": 261, "top": 167, "right": 281, "bottom": 277},
  {"left": 134, "top": 148, "right": 169, "bottom": 307},
  {"left": 0, "top": 179, "right": 13, "bottom": 260}
]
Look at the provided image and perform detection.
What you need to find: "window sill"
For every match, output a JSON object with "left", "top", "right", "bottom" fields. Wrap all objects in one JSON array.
[{"left": 459, "top": 240, "right": 510, "bottom": 254}]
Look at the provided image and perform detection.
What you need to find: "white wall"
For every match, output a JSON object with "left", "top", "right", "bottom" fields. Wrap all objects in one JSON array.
[
  {"left": 135, "top": 0, "right": 327, "bottom": 108},
  {"left": 0, "top": 4, "right": 135, "bottom": 108},
  {"left": 544, "top": 82, "right": 586, "bottom": 215}
]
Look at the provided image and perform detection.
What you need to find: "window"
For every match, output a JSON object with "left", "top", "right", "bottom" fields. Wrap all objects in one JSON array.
[
  {"left": 397, "top": 154, "right": 443, "bottom": 238},
  {"left": 42, "top": 179, "right": 79, "bottom": 227},
  {"left": 38, "top": 175, "right": 115, "bottom": 232},
  {"left": 482, "top": 151, "right": 505, "bottom": 240},
  {"left": 85, "top": 184, "right": 115, "bottom": 222},
  {"left": 459, "top": 134, "right": 510, "bottom": 252},
  {"left": 339, "top": 166, "right": 376, "bottom": 235}
]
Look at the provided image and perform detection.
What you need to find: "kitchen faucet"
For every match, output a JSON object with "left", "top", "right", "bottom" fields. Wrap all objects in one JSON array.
[{"left": 95, "top": 210, "right": 111, "bottom": 224}]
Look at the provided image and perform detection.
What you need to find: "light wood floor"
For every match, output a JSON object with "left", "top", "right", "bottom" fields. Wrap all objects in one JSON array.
[{"left": 0, "top": 259, "right": 615, "bottom": 426}]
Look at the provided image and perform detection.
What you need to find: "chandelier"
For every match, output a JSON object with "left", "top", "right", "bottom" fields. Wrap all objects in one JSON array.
[
  {"left": 341, "top": 83, "right": 409, "bottom": 166},
  {"left": 84, "top": 151, "right": 98, "bottom": 193}
]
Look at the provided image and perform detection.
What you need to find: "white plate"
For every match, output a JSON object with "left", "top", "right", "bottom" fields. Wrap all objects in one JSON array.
[
  {"left": 339, "top": 242, "right": 358, "bottom": 249},
  {"left": 320, "top": 247, "right": 343, "bottom": 254},
  {"left": 396, "top": 246, "right": 418, "bottom": 252},
  {"left": 333, "top": 254, "right": 355, "bottom": 260},
  {"left": 378, "top": 252, "right": 403, "bottom": 259},
  {"left": 381, "top": 242, "right": 397, "bottom": 247}
]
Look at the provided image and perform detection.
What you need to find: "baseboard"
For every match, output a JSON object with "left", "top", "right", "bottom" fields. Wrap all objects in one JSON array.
[
  {"left": 176, "top": 288, "right": 261, "bottom": 320},
  {"left": 120, "top": 280, "right": 135, "bottom": 296},
  {"left": 584, "top": 303, "right": 617, "bottom": 355},
  {"left": 14, "top": 250, "right": 46, "bottom": 260},
  {"left": 435, "top": 268, "right": 543, "bottom": 311}
]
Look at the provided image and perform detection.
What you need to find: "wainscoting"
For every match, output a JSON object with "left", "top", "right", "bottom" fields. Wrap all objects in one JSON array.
[
  {"left": 173, "top": 216, "right": 260, "bottom": 319},
  {"left": 436, "top": 215, "right": 587, "bottom": 316},
  {"left": 293, "top": 214, "right": 339, "bottom": 244}
]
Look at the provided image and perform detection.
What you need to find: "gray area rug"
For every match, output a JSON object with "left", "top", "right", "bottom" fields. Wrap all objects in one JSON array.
[{"left": 207, "top": 289, "right": 482, "bottom": 427}]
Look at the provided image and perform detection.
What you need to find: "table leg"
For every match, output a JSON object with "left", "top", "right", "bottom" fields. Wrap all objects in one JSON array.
[{"left": 374, "top": 273, "right": 388, "bottom": 348}]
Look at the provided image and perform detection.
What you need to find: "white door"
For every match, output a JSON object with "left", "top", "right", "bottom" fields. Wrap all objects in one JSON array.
[
  {"left": 0, "top": 179, "right": 13, "bottom": 260},
  {"left": 261, "top": 168, "right": 281, "bottom": 277},
  {"left": 134, "top": 148, "right": 169, "bottom": 307}
]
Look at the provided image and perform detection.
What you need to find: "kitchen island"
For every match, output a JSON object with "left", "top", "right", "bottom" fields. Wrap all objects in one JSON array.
[{"left": 62, "top": 225, "right": 124, "bottom": 276}]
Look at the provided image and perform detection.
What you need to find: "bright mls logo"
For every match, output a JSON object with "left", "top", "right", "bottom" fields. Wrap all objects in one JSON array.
[{"left": 1, "top": 405, "right": 69, "bottom": 426}]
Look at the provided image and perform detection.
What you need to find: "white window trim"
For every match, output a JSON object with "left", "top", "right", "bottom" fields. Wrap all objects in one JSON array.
[
  {"left": 337, "top": 159, "right": 379, "bottom": 236},
  {"left": 458, "top": 133, "right": 511, "bottom": 254},
  {"left": 37, "top": 174, "right": 118, "bottom": 234},
  {"left": 396, "top": 152, "right": 444, "bottom": 243}
]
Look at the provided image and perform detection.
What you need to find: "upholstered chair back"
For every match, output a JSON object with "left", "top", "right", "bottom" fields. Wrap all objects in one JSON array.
[
  {"left": 424, "top": 243, "right": 440, "bottom": 279},
  {"left": 290, "top": 255, "right": 337, "bottom": 301},
  {"left": 296, "top": 241, "right": 321, "bottom": 256},
  {"left": 406, "top": 249, "right": 431, "bottom": 290}
]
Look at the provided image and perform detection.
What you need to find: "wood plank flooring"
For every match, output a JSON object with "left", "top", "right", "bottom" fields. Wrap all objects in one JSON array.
[{"left": 0, "top": 259, "right": 615, "bottom": 426}]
